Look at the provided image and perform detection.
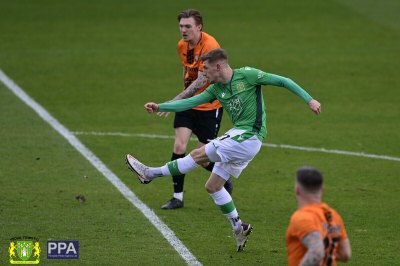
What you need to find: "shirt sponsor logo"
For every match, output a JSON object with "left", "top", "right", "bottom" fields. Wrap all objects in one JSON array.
[{"left": 228, "top": 96, "right": 243, "bottom": 121}]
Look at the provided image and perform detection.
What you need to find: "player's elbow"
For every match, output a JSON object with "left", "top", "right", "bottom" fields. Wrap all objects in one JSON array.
[
  {"left": 337, "top": 239, "right": 352, "bottom": 262},
  {"left": 282, "top": 77, "right": 294, "bottom": 87},
  {"left": 336, "top": 252, "right": 351, "bottom": 262},
  {"left": 341, "top": 253, "right": 351, "bottom": 262}
]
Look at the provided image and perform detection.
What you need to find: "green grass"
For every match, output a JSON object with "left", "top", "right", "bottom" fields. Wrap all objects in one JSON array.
[{"left": 1, "top": 0, "right": 399, "bottom": 265}]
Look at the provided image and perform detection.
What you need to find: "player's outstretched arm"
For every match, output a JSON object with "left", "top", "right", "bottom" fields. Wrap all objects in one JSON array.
[
  {"left": 266, "top": 73, "right": 321, "bottom": 115},
  {"left": 154, "top": 92, "right": 213, "bottom": 113},
  {"left": 144, "top": 102, "right": 159, "bottom": 113}
]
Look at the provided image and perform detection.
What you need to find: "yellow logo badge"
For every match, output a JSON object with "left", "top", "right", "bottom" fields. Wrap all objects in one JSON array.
[{"left": 9, "top": 236, "right": 40, "bottom": 264}]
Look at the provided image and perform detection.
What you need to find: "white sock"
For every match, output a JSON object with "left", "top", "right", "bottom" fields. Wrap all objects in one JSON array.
[
  {"left": 161, "top": 154, "right": 199, "bottom": 176},
  {"left": 161, "top": 165, "right": 171, "bottom": 176},
  {"left": 210, "top": 188, "right": 242, "bottom": 231},
  {"left": 146, "top": 155, "right": 199, "bottom": 179},
  {"left": 145, "top": 167, "right": 163, "bottom": 178},
  {"left": 173, "top": 192, "right": 183, "bottom": 201}
]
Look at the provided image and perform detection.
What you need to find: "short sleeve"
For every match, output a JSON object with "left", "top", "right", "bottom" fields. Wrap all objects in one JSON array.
[{"left": 290, "top": 212, "right": 321, "bottom": 241}]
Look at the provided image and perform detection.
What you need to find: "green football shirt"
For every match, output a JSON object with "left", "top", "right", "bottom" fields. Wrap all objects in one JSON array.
[{"left": 158, "top": 67, "right": 313, "bottom": 141}]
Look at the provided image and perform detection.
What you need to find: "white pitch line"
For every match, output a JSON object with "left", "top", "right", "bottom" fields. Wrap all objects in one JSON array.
[
  {"left": 73, "top": 131, "right": 400, "bottom": 162},
  {"left": 263, "top": 143, "right": 400, "bottom": 162},
  {"left": 0, "top": 69, "right": 202, "bottom": 266}
]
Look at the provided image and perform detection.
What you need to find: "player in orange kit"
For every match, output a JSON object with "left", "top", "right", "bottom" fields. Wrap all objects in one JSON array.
[
  {"left": 286, "top": 167, "right": 351, "bottom": 265},
  {"left": 158, "top": 9, "right": 232, "bottom": 209}
]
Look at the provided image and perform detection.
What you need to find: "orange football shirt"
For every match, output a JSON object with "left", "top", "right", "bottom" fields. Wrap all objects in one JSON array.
[
  {"left": 286, "top": 203, "right": 348, "bottom": 266},
  {"left": 177, "top": 31, "right": 221, "bottom": 111}
]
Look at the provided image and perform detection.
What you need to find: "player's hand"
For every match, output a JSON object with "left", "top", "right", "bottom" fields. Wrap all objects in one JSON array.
[
  {"left": 157, "top": 112, "right": 170, "bottom": 117},
  {"left": 309, "top": 99, "right": 321, "bottom": 115},
  {"left": 144, "top": 102, "right": 159, "bottom": 113}
]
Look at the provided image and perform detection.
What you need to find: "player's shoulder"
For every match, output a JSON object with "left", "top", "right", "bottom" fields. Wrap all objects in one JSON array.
[
  {"left": 320, "top": 202, "right": 340, "bottom": 216},
  {"left": 200, "top": 32, "right": 220, "bottom": 50},
  {"left": 288, "top": 209, "right": 318, "bottom": 234},
  {"left": 201, "top": 32, "right": 218, "bottom": 42},
  {"left": 237, "top": 66, "right": 267, "bottom": 80},
  {"left": 239, "top": 66, "right": 263, "bottom": 73},
  {"left": 291, "top": 208, "right": 315, "bottom": 222},
  {"left": 292, "top": 209, "right": 312, "bottom": 219},
  {"left": 324, "top": 204, "right": 345, "bottom": 224},
  {"left": 177, "top": 39, "right": 186, "bottom": 50}
]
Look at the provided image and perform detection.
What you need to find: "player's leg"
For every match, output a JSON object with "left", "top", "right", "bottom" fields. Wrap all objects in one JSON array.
[
  {"left": 205, "top": 173, "right": 239, "bottom": 229},
  {"left": 126, "top": 145, "right": 211, "bottom": 183},
  {"left": 202, "top": 131, "right": 263, "bottom": 251},
  {"left": 161, "top": 127, "right": 192, "bottom": 209},
  {"left": 205, "top": 172, "right": 252, "bottom": 252},
  {"left": 162, "top": 110, "right": 195, "bottom": 209}
]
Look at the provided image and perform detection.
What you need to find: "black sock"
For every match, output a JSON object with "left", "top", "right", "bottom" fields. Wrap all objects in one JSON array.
[{"left": 171, "top": 152, "right": 185, "bottom": 193}]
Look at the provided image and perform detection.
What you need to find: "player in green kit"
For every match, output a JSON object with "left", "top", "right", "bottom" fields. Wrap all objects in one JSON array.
[{"left": 126, "top": 48, "right": 321, "bottom": 251}]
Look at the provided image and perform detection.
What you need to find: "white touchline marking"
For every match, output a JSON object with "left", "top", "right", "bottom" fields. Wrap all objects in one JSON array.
[
  {"left": 0, "top": 69, "right": 202, "bottom": 266},
  {"left": 73, "top": 131, "right": 400, "bottom": 162}
]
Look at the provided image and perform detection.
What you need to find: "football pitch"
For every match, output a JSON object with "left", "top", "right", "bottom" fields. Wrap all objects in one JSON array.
[{"left": 1, "top": 0, "right": 399, "bottom": 265}]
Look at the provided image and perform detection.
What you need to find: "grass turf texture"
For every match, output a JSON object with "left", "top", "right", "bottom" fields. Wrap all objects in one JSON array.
[{"left": 1, "top": 0, "right": 399, "bottom": 265}]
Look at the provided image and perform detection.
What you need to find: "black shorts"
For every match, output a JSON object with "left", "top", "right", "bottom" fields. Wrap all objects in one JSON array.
[{"left": 174, "top": 108, "right": 223, "bottom": 144}]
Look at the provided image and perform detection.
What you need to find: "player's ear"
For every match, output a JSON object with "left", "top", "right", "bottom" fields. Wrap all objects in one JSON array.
[{"left": 295, "top": 183, "right": 301, "bottom": 196}]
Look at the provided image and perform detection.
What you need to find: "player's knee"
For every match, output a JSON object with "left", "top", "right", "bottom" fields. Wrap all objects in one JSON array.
[
  {"left": 173, "top": 142, "right": 187, "bottom": 154},
  {"left": 205, "top": 181, "right": 221, "bottom": 193},
  {"left": 205, "top": 182, "right": 215, "bottom": 193},
  {"left": 190, "top": 147, "right": 209, "bottom": 164}
]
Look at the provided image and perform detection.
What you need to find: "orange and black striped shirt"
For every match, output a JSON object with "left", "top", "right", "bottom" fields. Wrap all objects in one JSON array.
[
  {"left": 177, "top": 31, "right": 221, "bottom": 111},
  {"left": 286, "top": 203, "right": 348, "bottom": 266}
]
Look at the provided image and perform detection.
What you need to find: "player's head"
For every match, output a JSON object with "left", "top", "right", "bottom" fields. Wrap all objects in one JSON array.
[
  {"left": 200, "top": 48, "right": 229, "bottom": 83},
  {"left": 178, "top": 9, "right": 203, "bottom": 42},
  {"left": 295, "top": 166, "right": 323, "bottom": 196}
]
